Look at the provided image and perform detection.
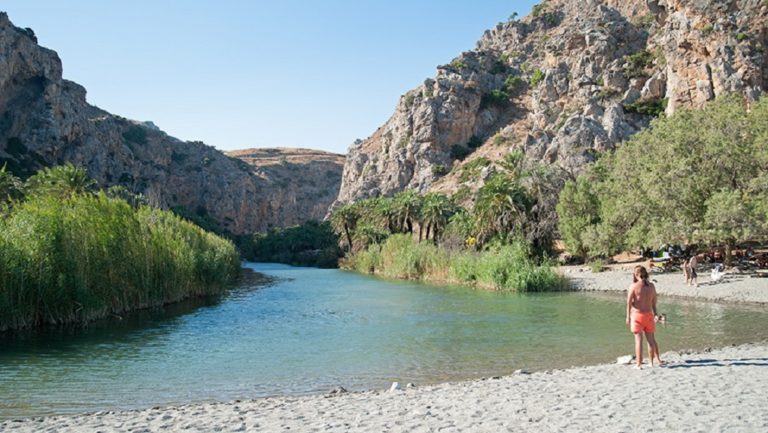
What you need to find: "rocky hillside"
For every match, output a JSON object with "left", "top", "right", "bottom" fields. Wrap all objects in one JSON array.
[
  {"left": 334, "top": 0, "right": 767, "bottom": 205},
  {"left": 0, "top": 12, "right": 341, "bottom": 234},
  {"left": 226, "top": 148, "right": 344, "bottom": 228}
]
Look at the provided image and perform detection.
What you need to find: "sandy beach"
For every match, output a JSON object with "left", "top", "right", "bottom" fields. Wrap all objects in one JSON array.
[
  {"left": 564, "top": 264, "right": 768, "bottom": 305},
  {"left": 2, "top": 267, "right": 767, "bottom": 433},
  {"left": 1, "top": 342, "right": 766, "bottom": 432}
]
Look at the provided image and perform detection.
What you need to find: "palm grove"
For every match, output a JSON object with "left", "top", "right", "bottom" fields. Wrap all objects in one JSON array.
[
  {"left": 328, "top": 148, "right": 567, "bottom": 292},
  {"left": 324, "top": 96, "right": 767, "bottom": 287}
]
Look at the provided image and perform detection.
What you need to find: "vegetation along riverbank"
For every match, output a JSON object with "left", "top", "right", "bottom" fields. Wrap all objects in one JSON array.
[
  {"left": 322, "top": 96, "right": 768, "bottom": 291},
  {"left": 327, "top": 148, "right": 566, "bottom": 292},
  {"left": 0, "top": 164, "right": 240, "bottom": 332}
]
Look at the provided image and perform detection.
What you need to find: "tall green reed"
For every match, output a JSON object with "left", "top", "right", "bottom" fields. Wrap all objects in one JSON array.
[{"left": 0, "top": 192, "right": 239, "bottom": 331}]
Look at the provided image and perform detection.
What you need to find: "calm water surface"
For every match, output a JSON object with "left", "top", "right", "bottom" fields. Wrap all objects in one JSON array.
[{"left": 1, "top": 263, "right": 767, "bottom": 418}]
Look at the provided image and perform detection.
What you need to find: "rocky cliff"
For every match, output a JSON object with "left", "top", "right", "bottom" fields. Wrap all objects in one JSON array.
[
  {"left": 334, "top": 0, "right": 767, "bottom": 205},
  {"left": 0, "top": 12, "right": 342, "bottom": 234},
  {"left": 226, "top": 148, "right": 344, "bottom": 228}
]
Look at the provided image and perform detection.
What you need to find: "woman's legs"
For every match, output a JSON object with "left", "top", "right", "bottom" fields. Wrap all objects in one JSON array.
[
  {"left": 634, "top": 332, "right": 644, "bottom": 368},
  {"left": 646, "top": 332, "right": 661, "bottom": 366}
]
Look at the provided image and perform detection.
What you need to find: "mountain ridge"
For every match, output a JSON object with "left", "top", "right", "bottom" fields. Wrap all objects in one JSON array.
[
  {"left": 0, "top": 12, "right": 344, "bottom": 234},
  {"left": 332, "top": 0, "right": 767, "bottom": 207}
]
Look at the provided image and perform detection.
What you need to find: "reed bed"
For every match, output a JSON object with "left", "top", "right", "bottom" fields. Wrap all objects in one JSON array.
[
  {"left": 344, "top": 234, "right": 566, "bottom": 292},
  {"left": 0, "top": 192, "right": 240, "bottom": 331}
]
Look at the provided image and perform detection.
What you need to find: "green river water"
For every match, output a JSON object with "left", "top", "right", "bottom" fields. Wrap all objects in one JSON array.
[{"left": 1, "top": 263, "right": 767, "bottom": 419}]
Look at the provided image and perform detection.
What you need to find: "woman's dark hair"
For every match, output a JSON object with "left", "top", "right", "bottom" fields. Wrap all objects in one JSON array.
[{"left": 633, "top": 265, "right": 649, "bottom": 284}]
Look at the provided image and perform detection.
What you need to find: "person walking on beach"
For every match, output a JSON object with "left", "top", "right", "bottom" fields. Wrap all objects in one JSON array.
[
  {"left": 626, "top": 265, "right": 662, "bottom": 368},
  {"left": 687, "top": 255, "right": 698, "bottom": 287}
]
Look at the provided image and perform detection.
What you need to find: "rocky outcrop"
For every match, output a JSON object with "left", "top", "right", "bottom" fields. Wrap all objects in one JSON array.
[
  {"left": 226, "top": 148, "right": 344, "bottom": 227},
  {"left": 0, "top": 13, "right": 341, "bottom": 234},
  {"left": 334, "top": 0, "right": 767, "bottom": 205}
]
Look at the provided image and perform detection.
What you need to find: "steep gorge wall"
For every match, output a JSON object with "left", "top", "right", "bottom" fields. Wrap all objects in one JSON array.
[
  {"left": 334, "top": 0, "right": 767, "bottom": 205},
  {"left": 226, "top": 148, "right": 344, "bottom": 229},
  {"left": 0, "top": 13, "right": 342, "bottom": 234}
]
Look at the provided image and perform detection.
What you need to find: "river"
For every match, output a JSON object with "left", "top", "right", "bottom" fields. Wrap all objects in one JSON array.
[{"left": 1, "top": 263, "right": 767, "bottom": 419}]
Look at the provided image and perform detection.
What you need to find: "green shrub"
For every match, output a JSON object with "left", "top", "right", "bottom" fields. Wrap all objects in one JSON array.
[
  {"left": 531, "top": 4, "right": 546, "bottom": 17},
  {"left": 736, "top": 33, "right": 749, "bottom": 42},
  {"left": 504, "top": 75, "right": 525, "bottom": 92},
  {"left": 432, "top": 164, "right": 448, "bottom": 176},
  {"left": 589, "top": 259, "right": 606, "bottom": 273},
  {"left": 404, "top": 94, "right": 415, "bottom": 108},
  {"left": 492, "top": 133, "right": 507, "bottom": 146},
  {"left": 530, "top": 69, "right": 545, "bottom": 87},
  {"left": 480, "top": 89, "right": 510, "bottom": 109},
  {"left": 597, "top": 86, "right": 621, "bottom": 100},
  {"left": 623, "top": 50, "right": 654, "bottom": 79},
  {"left": 624, "top": 97, "right": 668, "bottom": 117},
  {"left": 459, "top": 157, "right": 491, "bottom": 182},
  {"left": 633, "top": 14, "right": 655, "bottom": 30}
]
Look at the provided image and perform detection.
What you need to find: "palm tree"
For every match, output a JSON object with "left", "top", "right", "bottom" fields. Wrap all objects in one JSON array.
[
  {"left": 353, "top": 223, "right": 388, "bottom": 249},
  {"left": 0, "top": 164, "right": 24, "bottom": 204},
  {"left": 330, "top": 203, "right": 359, "bottom": 251},
  {"left": 392, "top": 190, "right": 423, "bottom": 234},
  {"left": 25, "top": 163, "right": 95, "bottom": 199},
  {"left": 473, "top": 174, "right": 531, "bottom": 245},
  {"left": 355, "top": 197, "right": 395, "bottom": 234},
  {"left": 420, "top": 193, "right": 456, "bottom": 243}
]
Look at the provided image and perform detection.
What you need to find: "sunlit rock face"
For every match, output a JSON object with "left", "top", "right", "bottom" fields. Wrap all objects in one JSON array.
[{"left": 333, "top": 0, "right": 767, "bottom": 206}]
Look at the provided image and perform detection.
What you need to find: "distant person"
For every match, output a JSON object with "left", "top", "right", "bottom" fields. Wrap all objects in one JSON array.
[
  {"left": 682, "top": 256, "right": 690, "bottom": 284},
  {"left": 688, "top": 255, "right": 698, "bottom": 287},
  {"left": 626, "top": 265, "right": 662, "bottom": 369}
]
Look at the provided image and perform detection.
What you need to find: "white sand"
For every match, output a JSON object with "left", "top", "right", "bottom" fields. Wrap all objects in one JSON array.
[
  {"left": 2, "top": 343, "right": 766, "bottom": 432},
  {"left": 564, "top": 264, "right": 768, "bottom": 304},
  {"left": 3, "top": 268, "right": 767, "bottom": 432}
]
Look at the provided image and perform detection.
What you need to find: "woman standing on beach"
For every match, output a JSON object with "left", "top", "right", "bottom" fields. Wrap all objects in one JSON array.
[{"left": 626, "top": 265, "right": 662, "bottom": 368}]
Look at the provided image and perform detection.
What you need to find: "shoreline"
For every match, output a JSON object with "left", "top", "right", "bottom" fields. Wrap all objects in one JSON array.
[
  {"left": 562, "top": 263, "right": 768, "bottom": 305},
  {"left": 3, "top": 341, "right": 766, "bottom": 432},
  {"left": 2, "top": 265, "right": 766, "bottom": 431}
]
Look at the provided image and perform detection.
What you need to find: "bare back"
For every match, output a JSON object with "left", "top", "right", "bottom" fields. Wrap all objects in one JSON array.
[{"left": 628, "top": 280, "right": 657, "bottom": 313}]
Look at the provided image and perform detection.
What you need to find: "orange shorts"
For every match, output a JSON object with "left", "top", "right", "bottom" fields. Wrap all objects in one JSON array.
[{"left": 630, "top": 311, "right": 656, "bottom": 333}]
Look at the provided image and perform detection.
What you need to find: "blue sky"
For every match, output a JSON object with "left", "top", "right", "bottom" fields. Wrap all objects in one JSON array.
[{"left": 2, "top": 1, "right": 537, "bottom": 154}]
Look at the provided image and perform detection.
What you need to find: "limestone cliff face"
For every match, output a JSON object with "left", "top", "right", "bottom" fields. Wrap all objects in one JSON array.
[
  {"left": 334, "top": 0, "right": 767, "bottom": 205},
  {"left": 226, "top": 148, "right": 344, "bottom": 227},
  {"left": 0, "top": 13, "right": 341, "bottom": 234}
]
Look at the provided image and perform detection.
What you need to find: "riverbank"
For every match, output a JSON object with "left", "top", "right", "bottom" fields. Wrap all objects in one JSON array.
[
  {"left": 564, "top": 264, "right": 768, "bottom": 304},
  {"left": 2, "top": 341, "right": 765, "bottom": 432}
]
